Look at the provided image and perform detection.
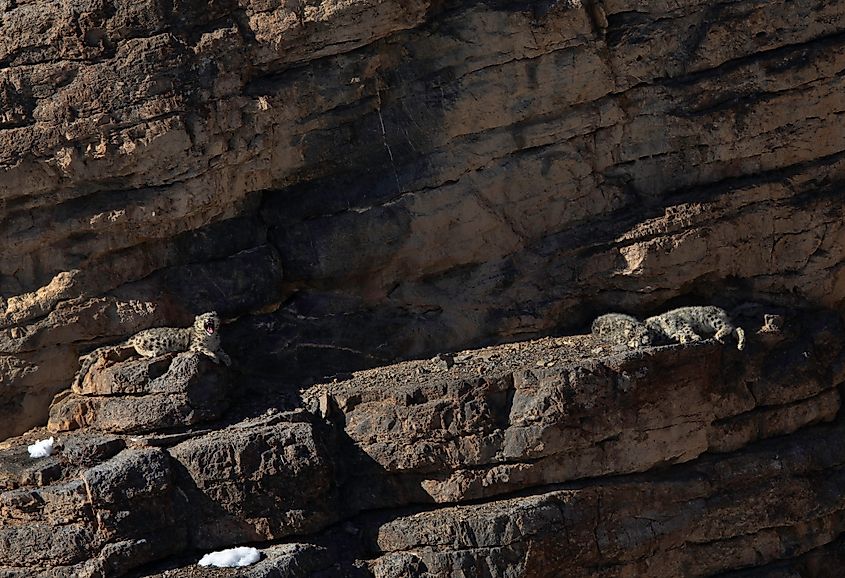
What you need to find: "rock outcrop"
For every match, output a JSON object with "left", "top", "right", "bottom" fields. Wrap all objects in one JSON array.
[
  {"left": 2, "top": 309, "right": 845, "bottom": 576},
  {"left": 48, "top": 350, "right": 230, "bottom": 434},
  {"left": 304, "top": 310, "right": 844, "bottom": 507}
]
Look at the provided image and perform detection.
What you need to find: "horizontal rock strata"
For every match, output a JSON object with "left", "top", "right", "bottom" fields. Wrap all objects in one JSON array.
[
  {"left": 1, "top": 310, "right": 844, "bottom": 576},
  {"left": 364, "top": 420, "right": 845, "bottom": 578},
  {"left": 306, "top": 310, "right": 844, "bottom": 506},
  {"left": 1, "top": 0, "right": 844, "bottom": 439},
  {"left": 168, "top": 411, "right": 339, "bottom": 549},
  {"left": 2, "top": 0, "right": 845, "bottom": 573}
]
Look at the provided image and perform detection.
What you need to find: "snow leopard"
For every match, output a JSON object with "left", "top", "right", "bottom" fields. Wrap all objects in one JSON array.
[
  {"left": 645, "top": 306, "right": 745, "bottom": 350},
  {"left": 74, "top": 312, "right": 231, "bottom": 388},
  {"left": 591, "top": 313, "right": 656, "bottom": 348}
]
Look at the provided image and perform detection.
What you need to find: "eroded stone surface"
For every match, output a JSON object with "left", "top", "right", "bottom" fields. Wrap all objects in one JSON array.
[
  {"left": 2, "top": 316, "right": 844, "bottom": 577},
  {"left": 366, "top": 419, "right": 845, "bottom": 578},
  {"left": 0, "top": 0, "right": 844, "bottom": 574},
  {"left": 0, "top": 433, "right": 183, "bottom": 578},
  {"left": 48, "top": 351, "right": 230, "bottom": 434},
  {"left": 169, "top": 411, "right": 339, "bottom": 549},
  {"left": 305, "top": 310, "right": 845, "bottom": 505},
  {"left": 1, "top": 0, "right": 844, "bottom": 439}
]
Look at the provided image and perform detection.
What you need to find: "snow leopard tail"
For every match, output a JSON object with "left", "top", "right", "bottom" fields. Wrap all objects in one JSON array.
[
  {"left": 734, "top": 327, "right": 746, "bottom": 351},
  {"left": 72, "top": 342, "right": 129, "bottom": 391}
]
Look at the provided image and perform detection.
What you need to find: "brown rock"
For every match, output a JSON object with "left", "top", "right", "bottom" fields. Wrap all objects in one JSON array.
[
  {"left": 306, "top": 310, "right": 845, "bottom": 505},
  {"left": 168, "top": 411, "right": 339, "bottom": 549},
  {"left": 0, "top": 0, "right": 842, "bottom": 440},
  {"left": 368, "top": 419, "right": 845, "bottom": 577},
  {"left": 48, "top": 352, "right": 230, "bottom": 434},
  {"left": 0, "top": 0, "right": 844, "bottom": 574},
  {"left": 0, "top": 436, "right": 184, "bottom": 577},
  {"left": 243, "top": 543, "right": 332, "bottom": 578},
  {"left": 2, "top": 310, "right": 844, "bottom": 576}
]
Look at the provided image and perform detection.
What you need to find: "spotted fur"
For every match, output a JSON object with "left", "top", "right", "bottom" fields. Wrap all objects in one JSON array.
[
  {"left": 127, "top": 312, "right": 229, "bottom": 363},
  {"left": 645, "top": 306, "right": 745, "bottom": 350},
  {"left": 591, "top": 313, "right": 656, "bottom": 348},
  {"left": 74, "top": 312, "right": 231, "bottom": 388}
]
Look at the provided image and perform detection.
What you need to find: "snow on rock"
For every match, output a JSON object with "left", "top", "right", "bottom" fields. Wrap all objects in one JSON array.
[
  {"left": 197, "top": 546, "right": 261, "bottom": 568},
  {"left": 27, "top": 437, "right": 55, "bottom": 458}
]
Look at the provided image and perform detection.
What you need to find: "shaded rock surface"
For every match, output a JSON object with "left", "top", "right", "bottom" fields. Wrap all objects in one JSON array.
[
  {"left": 2, "top": 309, "right": 845, "bottom": 576},
  {"left": 364, "top": 420, "right": 845, "bottom": 578},
  {"left": 1, "top": 0, "right": 845, "bottom": 439},
  {"left": 303, "top": 309, "right": 844, "bottom": 509},
  {"left": 169, "top": 411, "right": 339, "bottom": 549},
  {"left": 2, "top": 0, "right": 845, "bottom": 574}
]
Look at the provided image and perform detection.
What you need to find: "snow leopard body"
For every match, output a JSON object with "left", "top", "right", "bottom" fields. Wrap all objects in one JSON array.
[
  {"left": 74, "top": 312, "right": 231, "bottom": 388},
  {"left": 645, "top": 306, "right": 745, "bottom": 350},
  {"left": 591, "top": 313, "right": 656, "bottom": 348}
]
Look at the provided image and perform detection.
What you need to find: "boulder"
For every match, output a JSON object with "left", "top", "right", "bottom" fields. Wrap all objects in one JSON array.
[
  {"left": 168, "top": 411, "right": 340, "bottom": 549},
  {"left": 305, "top": 311, "right": 845, "bottom": 506},
  {"left": 48, "top": 351, "right": 230, "bottom": 434},
  {"left": 0, "top": 433, "right": 183, "bottom": 578}
]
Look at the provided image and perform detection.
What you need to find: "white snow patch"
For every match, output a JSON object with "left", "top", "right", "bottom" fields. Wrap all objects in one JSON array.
[
  {"left": 197, "top": 546, "right": 261, "bottom": 568},
  {"left": 27, "top": 437, "right": 55, "bottom": 458}
]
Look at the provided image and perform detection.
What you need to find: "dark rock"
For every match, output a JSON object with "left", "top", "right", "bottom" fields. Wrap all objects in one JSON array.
[
  {"left": 0, "top": 443, "right": 184, "bottom": 576},
  {"left": 366, "top": 420, "right": 845, "bottom": 577},
  {"left": 3, "top": 311, "right": 845, "bottom": 576},
  {"left": 0, "top": 0, "right": 844, "bottom": 573},
  {"left": 304, "top": 312, "right": 845, "bottom": 505},
  {"left": 168, "top": 411, "right": 340, "bottom": 549},
  {"left": 244, "top": 543, "right": 333, "bottom": 578},
  {"left": 61, "top": 434, "right": 125, "bottom": 466},
  {"left": 48, "top": 352, "right": 230, "bottom": 434},
  {"left": 1, "top": 0, "right": 845, "bottom": 445}
]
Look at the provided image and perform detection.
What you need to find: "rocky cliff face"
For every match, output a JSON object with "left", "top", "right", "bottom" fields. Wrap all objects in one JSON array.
[
  {"left": 2, "top": 0, "right": 844, "bottom": 439},
  {"left": 2, "top": 310, "right": 845, "bottom": 576},
  {"left": 1, "top": 0, "right": 845, "bottom": 575}
]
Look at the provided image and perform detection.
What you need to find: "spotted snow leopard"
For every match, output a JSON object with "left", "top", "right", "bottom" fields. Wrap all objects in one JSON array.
[
  {"left": 591, "top": 313, "right": 656, "bottom": 348},
  {"left": 74, "top": 312, "right": 231, "bottom": 388},
  {"left": 645, "top": 306, "right": 745, "bottom": 350}
]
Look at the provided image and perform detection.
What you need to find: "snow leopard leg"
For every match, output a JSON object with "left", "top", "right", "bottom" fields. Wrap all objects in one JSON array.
[
  {"left": 713, "top": 324, "right": 732, "bottom": 343},
  {"left": 734, "top": 327, "right": 746, "bottom": 350},
  {"left": 662, "top": 318, "right": 701, "bottom": 344},
  {"left": 190, "top": 344, "right": 224, "bottom": 365}
]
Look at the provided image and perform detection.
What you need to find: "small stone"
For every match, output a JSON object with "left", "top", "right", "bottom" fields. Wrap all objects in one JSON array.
[{"left": 318, "top": 392, "right": 332, "bottom": 419}]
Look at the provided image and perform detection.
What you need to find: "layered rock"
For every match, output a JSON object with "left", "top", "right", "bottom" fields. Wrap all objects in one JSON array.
[
  {"left": 169, "top": 410, "right": 339, "bottom": 549},
  {"left": 48, "top": 350, "right": 230, "bottom": 434},
  {"left": 2, "top": 0, "right": 845, "bottom": 574},
  {"left": 366, "top": 419, "right": 845, "bottom": 577},
  {"left": 2, "top": 309, "right": 845, "bottom": 576},
  {"left": 2, "top": 0, "right": 845, "bottom": 439},
  {"left": 0, "top": 435, "right": 184, "bottom": 578},
  {"left": 306, "top": 310, "right": 844, "bottom": 507},
  {"left": 0, "top": 410, "right": 327, "bottom": 578}
]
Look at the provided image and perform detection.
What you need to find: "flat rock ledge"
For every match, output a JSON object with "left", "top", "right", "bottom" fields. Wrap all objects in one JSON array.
[{"left": 1, "top": 310, "right": 844, "bottom": 577}]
